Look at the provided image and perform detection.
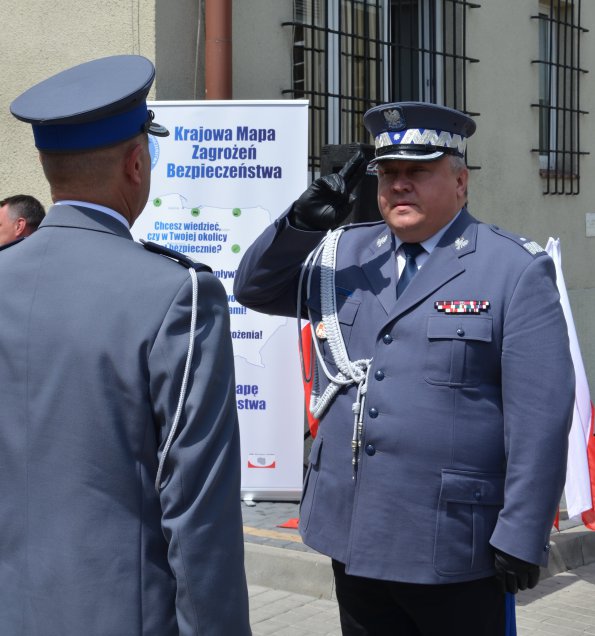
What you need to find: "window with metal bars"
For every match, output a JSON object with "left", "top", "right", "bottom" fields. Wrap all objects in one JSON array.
[
  {"left": 531, "top": 1, "right": 588, "bottom": 195},
  {"left": 283, "top": 0, "right": 480, "bottom": 178}
]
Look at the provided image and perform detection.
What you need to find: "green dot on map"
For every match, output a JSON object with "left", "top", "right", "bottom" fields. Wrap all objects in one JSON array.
[
  {"left": 232, "top": 244, "right": 241, "bottom": 254},
  {"left": 153, "top": 198, "right": 162, "bottom": 207},
  {"left": 232, "top": 208, "right": 242, "bottom": 217},
  {"left": 191, "top": 208, "right": 200, "bottom": 217}
]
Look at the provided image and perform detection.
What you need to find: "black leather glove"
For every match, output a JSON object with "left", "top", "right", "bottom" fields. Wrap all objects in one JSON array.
[
  {"left": 289, "top": 151, "right": 367, "bottom": 231},
  {"left": 494, "top": 548, "right": 540, "bottom": 594}
]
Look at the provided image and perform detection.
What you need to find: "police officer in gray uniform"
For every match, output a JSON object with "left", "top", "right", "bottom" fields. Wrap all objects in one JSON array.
[
  {"left": 0, "top": 56, "right": 251, "bottom": 635},
  {"left": 234, "top": 102, "right": 574, "bottom": 635}
]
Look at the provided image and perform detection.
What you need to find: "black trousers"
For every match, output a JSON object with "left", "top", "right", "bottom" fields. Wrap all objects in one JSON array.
[{"left": 332, "top": 560, "right": 506, "bottom": 636}]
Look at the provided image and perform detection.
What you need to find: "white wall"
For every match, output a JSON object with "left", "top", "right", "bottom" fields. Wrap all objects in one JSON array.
[
  {"left": 0, "top": 0, "right": 157, "bottom": 205},
  {"left": 155, "top": 0, "right": 201, "bottom": 99},
  {"left": 232, "top": 0, "right": 293, "bottom": 99}
]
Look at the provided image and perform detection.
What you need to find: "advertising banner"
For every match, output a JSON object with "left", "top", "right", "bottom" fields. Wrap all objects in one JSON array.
[{"left": 132, "top": 100, "right": 309, "bottom": 500}]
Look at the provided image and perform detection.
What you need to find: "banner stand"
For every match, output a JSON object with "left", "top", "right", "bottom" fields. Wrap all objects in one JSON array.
[{"left": 132, "top": 100, "right": 309, "bottom": 501}]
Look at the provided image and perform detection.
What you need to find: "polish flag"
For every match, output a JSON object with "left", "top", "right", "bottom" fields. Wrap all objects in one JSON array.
[
  {"left": 301, "top": 323, "right": 320, "bottom": 439},
  {"left": 546, "top": 238, "right": 595, "bottom": 528}
]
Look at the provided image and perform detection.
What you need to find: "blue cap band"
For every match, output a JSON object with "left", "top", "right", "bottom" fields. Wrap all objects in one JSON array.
[{"left": 32, "top": 102, "right": 148, "bottom": 151}]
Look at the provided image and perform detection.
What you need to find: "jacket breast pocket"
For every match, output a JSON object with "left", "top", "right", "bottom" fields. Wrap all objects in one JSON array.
[
  {"left": 424, "top": 315, "right": 493, "bottom": 387},
  {"left": 434, "top": 469, "right": 504, "bottom": 576}
]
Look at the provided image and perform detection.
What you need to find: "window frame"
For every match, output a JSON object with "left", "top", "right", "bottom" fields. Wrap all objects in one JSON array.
[
  {"left": 283, "top": 0, "right": 480, "bottom": 179},
  {"left": 531, "top": 0, "right": 589, "bottom": 195}
]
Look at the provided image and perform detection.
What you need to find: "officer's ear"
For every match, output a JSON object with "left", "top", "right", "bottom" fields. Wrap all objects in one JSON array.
[
  {"left": 14, "top": 217, "right": 27, "bottom": 238},
  {"left": 124, "top": 141, "right": 144, "bottom": 187},
  {"left": 455, "top": 167, "right": 468, "bottom": 201}
]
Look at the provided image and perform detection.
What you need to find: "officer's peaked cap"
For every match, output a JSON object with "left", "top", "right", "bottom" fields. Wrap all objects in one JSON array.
[
  {"left": 10, "top": 55, "right": 169, "bottom": 152},
  {"left": 363, "top": 102, "right": 476, "bottom": 164}
]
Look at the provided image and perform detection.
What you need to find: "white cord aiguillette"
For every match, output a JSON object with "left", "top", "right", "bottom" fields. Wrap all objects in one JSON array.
[
  {"left": 297, "top": 228, "right": 372, "bottom": 477},
  {"left": 155, "top": 267, "right": 198, "bottom": 493}
]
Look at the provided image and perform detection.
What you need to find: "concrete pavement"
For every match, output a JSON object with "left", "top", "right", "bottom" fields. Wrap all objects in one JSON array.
[
  {"left": 249, "top": 585, "right": 341, "bottom": 636},
  {"left": 248, "top": 561, "right": 595, "bottom": 635},
  {"left": 242, "top": 500, "right": 595, "bottom": 634},
  {"left": 516, "top": 562, "right": 595, "bottom": 635}
]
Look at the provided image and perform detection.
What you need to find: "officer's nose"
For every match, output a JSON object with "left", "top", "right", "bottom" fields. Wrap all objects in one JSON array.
[{"left": 392, "top": 174, "right": 412, "bottom": 192}]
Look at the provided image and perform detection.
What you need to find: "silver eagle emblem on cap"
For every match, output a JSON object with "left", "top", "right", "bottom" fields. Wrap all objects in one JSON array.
[{"left": 383, "top": 108, "right": 405, "bottom": 130}]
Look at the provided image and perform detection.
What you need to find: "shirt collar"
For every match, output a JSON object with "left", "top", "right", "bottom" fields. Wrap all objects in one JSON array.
[
  {"left": 394, "top": 209, "right": 462, "bottom": 255},
  {"left": 54, "top": 200, "right": 130, "bottom": 229}
]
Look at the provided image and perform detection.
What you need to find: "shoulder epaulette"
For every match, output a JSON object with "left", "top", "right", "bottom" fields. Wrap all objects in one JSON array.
[
  {"left": 488, "top": 225, "right": 546, "bottom": 257},
  {"left": 140, "top": 239, "right": 213, "bottom": 273}
]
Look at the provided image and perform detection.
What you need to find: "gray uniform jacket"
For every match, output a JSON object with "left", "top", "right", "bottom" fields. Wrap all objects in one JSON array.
[
  {"left": 234, "top": 207, "right": 575, "bottom": 585},
  {"left": 0, "top": 205, "right": 251, "bottom": 635}
]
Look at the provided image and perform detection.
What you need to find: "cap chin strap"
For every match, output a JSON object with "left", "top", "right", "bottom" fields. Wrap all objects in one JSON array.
[
  {"left": 297, "top": 228, "right": 372, "bottom": 478},
  {"left": 375, "top": 145, "right": 462, "bottom": 158},
  {"left": 155, "top": 267, "right": 198, "bottom": 493}
]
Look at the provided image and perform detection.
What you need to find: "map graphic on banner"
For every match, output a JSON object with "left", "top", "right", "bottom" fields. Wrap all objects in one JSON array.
[
  {"left": 131, "top": 101, "right": 309, "bottom": 500},
  {"left": 139, "top": 194, "right": 285, "bottom": 366}
]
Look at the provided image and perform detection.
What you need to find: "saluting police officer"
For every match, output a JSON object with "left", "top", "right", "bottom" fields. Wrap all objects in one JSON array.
[
  {"left": 0, "top": 56, "right": 251, "bottom": 635},
  {"left": 234, "top": 102, "right": 574, "bottom": 635}
]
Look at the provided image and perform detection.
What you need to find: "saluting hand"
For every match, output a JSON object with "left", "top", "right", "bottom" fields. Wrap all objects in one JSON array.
[{"left": 289, "top": 151, "right": 368, "bottom": 231}]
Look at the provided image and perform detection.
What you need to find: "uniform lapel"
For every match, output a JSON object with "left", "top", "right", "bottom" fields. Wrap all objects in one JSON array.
[
  {"left": 360, "top": 225, "right": 398, "bottom": 315},
  {"left": 386, "top": 209, "right": 478, "bottom": 323}
]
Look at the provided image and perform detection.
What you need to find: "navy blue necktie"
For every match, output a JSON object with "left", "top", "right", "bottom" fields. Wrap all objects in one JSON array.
[{"left": 396, "top": 242, "right": 425, "bottom": 298}]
